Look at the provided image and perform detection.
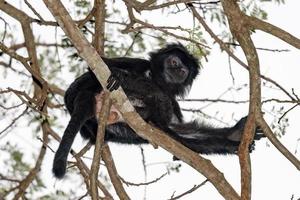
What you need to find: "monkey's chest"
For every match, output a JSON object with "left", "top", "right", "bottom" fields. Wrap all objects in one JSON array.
[
  {"left": 128, "top": 96, "right": 145, "bottom": 107},
  {"left": 127, "top": 96, "right": 150, "bottom": 119}
]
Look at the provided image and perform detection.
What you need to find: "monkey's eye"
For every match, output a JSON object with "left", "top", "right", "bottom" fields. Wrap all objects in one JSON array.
[{"left": 172, "top": 59, "right": 178, "bottom": 67}]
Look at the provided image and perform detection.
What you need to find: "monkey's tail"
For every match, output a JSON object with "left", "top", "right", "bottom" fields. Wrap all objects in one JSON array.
[{"left": 52, "top": 117, "right": 82, "bottom": 178}]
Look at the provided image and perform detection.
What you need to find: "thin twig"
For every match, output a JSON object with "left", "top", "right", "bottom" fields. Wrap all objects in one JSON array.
[
  {"left": 169, "top": 179, "right": 208, "bottom": 200},
  {"left": 120, "top": 172, "right": 167, "bottom": 187}
]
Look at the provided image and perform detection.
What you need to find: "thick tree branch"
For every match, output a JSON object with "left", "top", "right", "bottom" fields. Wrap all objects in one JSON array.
[
  {"left": 93, "top": 0, "right": 106, "bottom": 56},
  {"left": 90, "top": 92, "right": 111, "bottom": 200},
  {"left": 221, "top": 0, "right": 262, "bottom": 199}
]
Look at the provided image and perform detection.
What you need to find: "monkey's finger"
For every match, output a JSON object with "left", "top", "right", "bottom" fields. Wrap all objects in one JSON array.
[
  {"left": 107, "top": 80, "right": 119, "bottom": 91},
  {"left": 107, "top": 75, "right": 114, "bottom": 83},
  {"left": 111, "top": 81, "right": 120, "bottom": 91},
  {"left": 113, "top": 84, "right": 120, "bottom": 90},
  {"left": 106, "top": 79, "right": 115, "bottom": 90},
  {"left": 107, "top": 76, "right": 114, "bottom": 87}
]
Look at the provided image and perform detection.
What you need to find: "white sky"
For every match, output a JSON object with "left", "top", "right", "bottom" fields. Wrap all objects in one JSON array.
[{"left": 0, "top": 1, "right": 300, "bottom": 200}]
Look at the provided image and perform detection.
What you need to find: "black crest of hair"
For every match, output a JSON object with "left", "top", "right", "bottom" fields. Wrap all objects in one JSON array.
[{"left": 52, "top": 43, "right": 264, "bottom": 178}]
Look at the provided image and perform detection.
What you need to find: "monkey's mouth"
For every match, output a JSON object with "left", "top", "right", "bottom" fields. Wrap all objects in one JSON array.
[
  {"left": 165, "top": 67, "right": 188, "bottom": 83},
  {"left": 173, "top": 67, "right": 188, "bottom": 76}
]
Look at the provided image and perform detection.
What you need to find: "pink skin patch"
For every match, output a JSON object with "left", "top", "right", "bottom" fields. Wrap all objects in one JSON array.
[{"left": 95, "top": 92, "right": 123, "bottom": 124}]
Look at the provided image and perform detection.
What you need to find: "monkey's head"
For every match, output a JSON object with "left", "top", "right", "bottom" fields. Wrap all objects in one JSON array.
[{"left": 149, "top": 43, "right": 200, "bottom": 96}]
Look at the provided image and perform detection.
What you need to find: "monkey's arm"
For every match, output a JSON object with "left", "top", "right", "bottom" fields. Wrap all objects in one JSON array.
[{"left": 101, "top": 57, "right": 151, "bottom": 75}]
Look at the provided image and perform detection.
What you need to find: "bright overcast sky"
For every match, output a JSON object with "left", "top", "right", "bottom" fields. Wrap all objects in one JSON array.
[{"left": 0, "top": 1, "right": 300, "bottom": 200}]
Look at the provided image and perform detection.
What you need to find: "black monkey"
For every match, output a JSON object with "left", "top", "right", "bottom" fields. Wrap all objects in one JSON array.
[{"left": 53, "top": 43, "right": 264, "bottom": 178}]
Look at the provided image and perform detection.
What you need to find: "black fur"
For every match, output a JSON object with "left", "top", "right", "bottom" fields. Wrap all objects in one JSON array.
[{"left": 52, "top": 43, "right": 264, "bottom": 178}]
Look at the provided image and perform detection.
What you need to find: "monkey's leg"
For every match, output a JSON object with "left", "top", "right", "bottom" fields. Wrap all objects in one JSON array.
[
  {"left": 164, "top": 124, "right": 238, "bottom": 154},
  {"left": 170, "top": 117, "right": 265, "bottom": 155},
  {"left": 80, "top": 125, "right": 93, "bottom": 140},
  {"left": 53, "top": 91, "right": 95, "bottom": 178},
  {"left": 180, "top": 137, "right": 240, "bottom": 154},
  {"left": 105, "top": 122, "right": 148, "bottom": 144},
  {"left": 172, "top": 136, "right": 241, "bottom": 160},
  {"left": 176, "top": 135, "right": 257, "bottom": 156}
]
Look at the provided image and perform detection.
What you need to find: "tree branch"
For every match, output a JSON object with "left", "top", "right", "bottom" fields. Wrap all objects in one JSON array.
[
  {"left": 256, "top": 115, "right": 300, "bottom": 170},
  {"left": 48, "top": 128, "right": 113, "bottom": 199},
  {"left": 188, "top": 5, "right": 295, "bottom": 101},
  {"left": 90, "top": 92, "right": 111, "bottom": 200},
  {"left": 13, "top": 105, "right": 49, "bottom": 200},
  {"left": 93, "top": 0, "right": 106, "bottom": 55},
  {"left": 221, "top": 0, "right": 262, "bottom": 199},
  {"left": 102, "top": 145, "right": 130, "bottom": 200},
  {"left": 246, "top": 15, "right": 300, "bottom": 49}
]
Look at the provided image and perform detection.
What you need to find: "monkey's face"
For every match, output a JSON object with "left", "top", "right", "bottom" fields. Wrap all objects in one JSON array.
[
  {"left": 149, "top": 44, "right": 200, "bottom": 95},
  {"left": 163, "top": 54, "right": 189, "bottom": 83}
]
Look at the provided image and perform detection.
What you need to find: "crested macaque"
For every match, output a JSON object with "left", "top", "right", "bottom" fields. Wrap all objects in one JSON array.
[{"left": 53, "top": 43, "right": 264, "bottom": 178}]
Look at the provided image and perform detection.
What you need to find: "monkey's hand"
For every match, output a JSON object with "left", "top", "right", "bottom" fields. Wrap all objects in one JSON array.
[
  {"left": 106, "top": 70, "right": 127, "bottom": 91},
  {"left": 107, "top": 73, "right": 120, "bottom": 91}
]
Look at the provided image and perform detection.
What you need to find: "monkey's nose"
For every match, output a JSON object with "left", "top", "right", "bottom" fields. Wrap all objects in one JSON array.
[{"left": 179, "top": 67, "right": 188, "bottom": 76}]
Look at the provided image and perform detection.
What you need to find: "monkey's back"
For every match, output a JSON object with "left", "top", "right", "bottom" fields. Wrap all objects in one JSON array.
[{"left": 64, "top": 71, "right": 102, "bottom": 113}]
